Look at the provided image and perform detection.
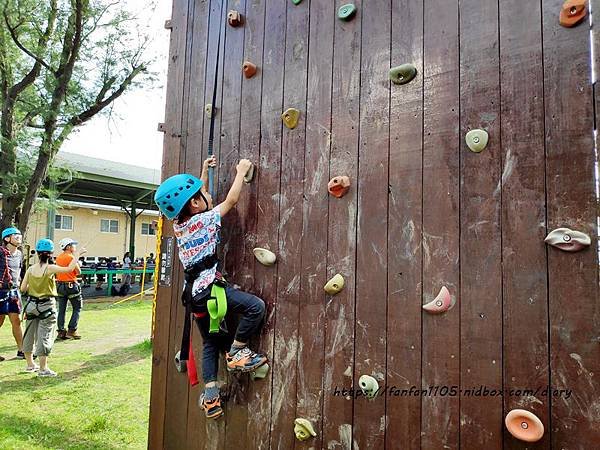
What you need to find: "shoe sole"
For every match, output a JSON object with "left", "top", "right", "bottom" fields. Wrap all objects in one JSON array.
[{"left": 226, "top": 357, "right": 268, "bottom": 373}]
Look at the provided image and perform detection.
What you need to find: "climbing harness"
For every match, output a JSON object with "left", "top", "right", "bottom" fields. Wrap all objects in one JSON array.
[
  {"left": 206, "top": 277, "right": 227, "bottom": 333},
  {"left": 206, "top": 0, "right": 226, "bottom": 198},
  {"left": 22, "top": 296, "right": 56, "bottom": 342}
]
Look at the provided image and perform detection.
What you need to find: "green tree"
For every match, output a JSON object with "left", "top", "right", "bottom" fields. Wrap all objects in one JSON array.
[{"left": 0, "top": 0, "right": 155, "bottom": 231}]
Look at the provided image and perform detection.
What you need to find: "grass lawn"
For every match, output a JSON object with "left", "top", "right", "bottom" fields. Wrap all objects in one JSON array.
[{"left": 0, "top": 300, "right": 152, "bottom": 450}]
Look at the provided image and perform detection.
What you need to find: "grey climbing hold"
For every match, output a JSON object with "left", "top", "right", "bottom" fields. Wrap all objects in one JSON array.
[
  {"left": 338, "top": 4, "right": 357, "bottom": 21},
  {"left": 465, "top": 129, "right": 489, "bottom": 153},
  {"left": 389, "top": 64, "right": 417, "bottom": 85},
  {"left": 544, "top": 227, "right": 591, "bottom": 252},
  {"left": 253, "top": 247, "right": 277, "bottom": 266},
  {"left": 244, "top": 162, "right": 255, "bottom": 183},
  {"left": 174, "top": 350, "right": 187, "bottom": 373},
  {"left": 358, "top": 374, "right": 379, "bottom": 398},
  {"left": 250, "top": 363, "right": 269, "bottom": 380}
]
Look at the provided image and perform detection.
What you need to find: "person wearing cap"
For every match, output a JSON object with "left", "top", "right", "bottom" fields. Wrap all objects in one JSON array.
[
  {"left": 55, "top": 237, "right": 83, "bottom": 340},
  {"left": 0, "top": 227, "right": 25, "bottom": 361}
]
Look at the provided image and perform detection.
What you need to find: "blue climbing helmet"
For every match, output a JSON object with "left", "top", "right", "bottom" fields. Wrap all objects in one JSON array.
[
  {"left": 1, "top": 227, "right": 21, "bottom": 240},
  {"left": 35, "top": 238, "right": 54, "bottom": 252},
  {"left": 154, "top": 174, "right": 204, "bottom": 220}
]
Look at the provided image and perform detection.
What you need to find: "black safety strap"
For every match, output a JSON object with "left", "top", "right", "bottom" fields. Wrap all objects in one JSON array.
[
  {"left": 207, "top": 0, "right": 225, "bottom": 198},
  {"left": 179, "top": 253, "right": 219, "bottom": 362}
]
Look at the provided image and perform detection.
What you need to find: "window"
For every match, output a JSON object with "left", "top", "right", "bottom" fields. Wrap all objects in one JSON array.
[
  {"left": 141, "top": 223, "right": 156, "bottom": 236},
  {"left": 55, "top": 214, "right": 73, "bottom": 231},
  {"left": 100, "top": 219, "right": 119, "bottom": 233}
]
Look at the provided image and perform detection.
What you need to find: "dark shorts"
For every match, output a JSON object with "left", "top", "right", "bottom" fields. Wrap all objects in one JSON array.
[{"left": 0, "top": 289, "right": 22, "bottom": 315}]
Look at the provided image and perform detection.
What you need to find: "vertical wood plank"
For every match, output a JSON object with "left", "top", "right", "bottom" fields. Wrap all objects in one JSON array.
[
  {"left": 269, "top": 0, "right": 309, "bottom": 447},
  {"left": 499, "top": 1, "right": 550, "bottom": 448},
  {"left": 224, "top": 0, "right": 266, "bottom": 446},
  {"left": 161, "top": 0, "right": 193, "bottom": 447},
  {"left": 182, "top": 0, "right": 211, "bottom": 446},
  {"left": 295, "top": 0, "right": 333, "bottom": 448},
  {"left": 148, "top": 0, "right": 190, "bottom": 445},
  {"left": 244, "top": 0, "right": 286, "bottom": 446},
  {"left": 543, "top": 1, "right": 600, "bottom": 447},
  {"left": 459, "top": 0, "right": 503, "bottom": 448},
  {"left": 421, "top": 0, "right": 461, "bottom": 448},
  {"left": 354, "top": 0, "right": 390, "bottom": 446},
  {"left": 386, "top": 0, "right": 423, "bottom": 449},
  {"left": 322, "top": 1, "right": 361, "bottom": 448}
]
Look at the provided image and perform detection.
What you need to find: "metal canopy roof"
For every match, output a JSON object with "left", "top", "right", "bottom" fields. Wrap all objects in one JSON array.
[{"left": 54, "top": 152, "right": 161, "bottom": 209}]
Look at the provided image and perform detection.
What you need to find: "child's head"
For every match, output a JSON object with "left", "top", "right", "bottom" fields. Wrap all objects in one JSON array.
[
  {"left": 177, "top": 188, "right": 213, "bottom": 222},
  {"left": 154, "top": 174, "right": 211, "bottom": 222}
]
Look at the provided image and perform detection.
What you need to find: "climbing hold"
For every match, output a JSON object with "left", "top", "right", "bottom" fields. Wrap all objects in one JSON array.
[
  {"left": 358, "top": 375, "right": 379, "bottom": 399},
  {"left": 250, "top": 362, "right": 270, "bottom": 381},
  {"left": 164, "top": 19, "right": 173, "bottom": 30},
  {"left": 328, "top": 176, "right": 351, "bottom": 198},
  {"left": 559, "top": 0, "right": 587, "bottom": 27},
  {"left": 243, "top": 61, "right": 257, "bottom": 78},
  {"left": 324, "top": 274, "right": 345, "bottom": 295},
  {"left": 544, "top": 227, "right": 591, "bottom": 252},
  {"left": 294, "top": 418, "right": 316, "bottom": 441},
  {"left": 465, "top": 129, "right": 489, "bottom": 153},
  {"left": 282, "top": 108, "right": 300, "bottom": 129},
  {"left": 244, "top": 162, "right": 255, "bottom": 183},
  {"left": 205, "top": 103, "right": 215, "bottom": 118},
  {"left": 227, "top": 10, "right": 243, "bottom": 27},
  {"left": 422, "top": 286, "right": 454, "bottom": 314},
  {"left": 505, "top": 409, "right": 544, "bottom": 442},
  {"left": 253, "top": 248, "right": 277, "bottom": 266},
  {"left": 174, "top": 350, "right": 187, "bottom": 373},
  {"left": 157, "top": 122, "right": 166, "bottom": 133},
  {"left": 389, "top": 64, "right": 417, "bottom": 85},
  {"left": 291, "top": 0, "right": 303, "bottom": 5},
  {"left": 337, "top": 4, "right": 357, "bottom": 21}
]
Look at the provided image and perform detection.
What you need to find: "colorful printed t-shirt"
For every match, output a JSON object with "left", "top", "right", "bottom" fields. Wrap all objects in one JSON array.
[{"left": 173, "top": 206, "right": 221, "bottom": 296}]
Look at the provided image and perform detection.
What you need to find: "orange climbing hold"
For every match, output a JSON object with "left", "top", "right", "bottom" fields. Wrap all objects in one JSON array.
[
  {"left": 559, "top": 0, "right": 586, "bottom": 27},
  {"left": 327, "top": 176, "right": 350, "bottom": 198},
  {"left": 243, "top": 61, "right": 257, "bottom": 78},
  {"left": 505, "top": 409, "right": 544, "bottom": 442}
]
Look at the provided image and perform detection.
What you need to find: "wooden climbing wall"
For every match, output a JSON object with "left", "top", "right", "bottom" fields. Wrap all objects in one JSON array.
[{"left": 149, "top": 0, "right": 600, "bottom": 448}]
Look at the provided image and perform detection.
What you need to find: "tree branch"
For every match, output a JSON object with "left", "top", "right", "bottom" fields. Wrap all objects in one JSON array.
[
  {"left": 66, "top": 65, "right": 144, "bottom": 128},
  {"left": 3, "top": 11, "right": 53, "bottom": 73}
]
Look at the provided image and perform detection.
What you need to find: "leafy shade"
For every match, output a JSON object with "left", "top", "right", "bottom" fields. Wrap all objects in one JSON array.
[{"left": 0, "top": 0, "right": 157, "bottom": 231}]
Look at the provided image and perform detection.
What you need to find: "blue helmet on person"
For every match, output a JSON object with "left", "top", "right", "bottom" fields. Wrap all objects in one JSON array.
[
  {"left": 35, "top": 238, "right": 54, "bottom": 252},
  {"left": 154, "top": 174, "right": 203, "bottom": 220},
  {"left": 2, "top": 227, "right": 21, "bottom": 240}
]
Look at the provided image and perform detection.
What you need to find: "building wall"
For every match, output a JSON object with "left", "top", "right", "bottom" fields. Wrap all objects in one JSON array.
[{"left": 24, "top": 205, "right": 158, "bottom": 262}]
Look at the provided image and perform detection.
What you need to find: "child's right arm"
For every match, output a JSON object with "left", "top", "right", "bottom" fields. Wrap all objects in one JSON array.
[{"left": 217, "top": 159, "right": 253, "bottom": 217}]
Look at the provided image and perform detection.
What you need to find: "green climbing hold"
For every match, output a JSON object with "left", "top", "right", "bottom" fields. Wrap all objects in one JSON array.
[
  {"left": 465, "top": 129, "right": 489, "bottom": 153},
  {"left": 389, "top": 64, "right": 417, "bottom": 85},
  {"left": 250, "top": 363, "right": 270, "bottom": 381},
  {"left": 292, "top": 0, "right": 302, "bottom": 5},
  {"left": 337, "top": 4, "right": 357, "bottom": 21}
]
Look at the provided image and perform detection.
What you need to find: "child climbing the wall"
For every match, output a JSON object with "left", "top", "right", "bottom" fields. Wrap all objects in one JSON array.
[{"left": 154, "top": 155, "right": 267, "bottom": 419}]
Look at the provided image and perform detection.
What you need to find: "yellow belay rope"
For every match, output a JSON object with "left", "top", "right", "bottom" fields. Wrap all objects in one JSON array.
[{"left": 151, "top": 215, "right": 163, "bottom": 339}]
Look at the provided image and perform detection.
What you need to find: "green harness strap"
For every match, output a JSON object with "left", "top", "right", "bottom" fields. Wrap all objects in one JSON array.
[{"left": 206, "top": 283, "right": 227, "bottom": 333}]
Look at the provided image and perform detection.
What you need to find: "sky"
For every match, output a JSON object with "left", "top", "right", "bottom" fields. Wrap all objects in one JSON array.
[{"left": 61, "top": 0, "right": 172, "bottom": 170}]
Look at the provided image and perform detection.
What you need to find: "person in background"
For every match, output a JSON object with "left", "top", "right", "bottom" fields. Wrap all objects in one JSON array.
[
  {"left": 56, "top": 238, "right": 83, "bottom": 340},
  {"left": 0, "top": 227, "right": 25, "bottom": 360},
  {"left": 20, "top": 239, "right": 85, "bottom": 376}
]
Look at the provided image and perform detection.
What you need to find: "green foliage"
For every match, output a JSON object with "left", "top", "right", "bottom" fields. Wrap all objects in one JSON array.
[{"left": 0, "top": 0, "right": 157, "bottom": 229}]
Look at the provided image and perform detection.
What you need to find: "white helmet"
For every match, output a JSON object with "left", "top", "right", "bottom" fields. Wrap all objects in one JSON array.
[{"left": 59, "top": 237, "right": 78, "bottom": 250}]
